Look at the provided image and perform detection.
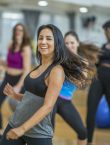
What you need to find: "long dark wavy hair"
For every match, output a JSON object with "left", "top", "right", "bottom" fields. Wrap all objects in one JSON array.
[
  {"left": 11, "top": 23, "right": 31, "bottom": 52},
  {"left": 36, "top": 24, "right": 88, "bottom": 86}
]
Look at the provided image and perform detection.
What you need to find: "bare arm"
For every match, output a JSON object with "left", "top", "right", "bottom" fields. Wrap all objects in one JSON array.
[
  {"left": 15, "top": 93, "right": 24, "bottom": 101},
  {"left": 21, "top": 65, "right": 65, "bottom": 131},
  {"left": 14, "top": 46, "right": 31, "bottom": 92},
  {"left": 6, "top": 65, "right": 65, "bottom": 140},
  {"left": 3, "top": 83, "right": 24, "bottom": 101}
]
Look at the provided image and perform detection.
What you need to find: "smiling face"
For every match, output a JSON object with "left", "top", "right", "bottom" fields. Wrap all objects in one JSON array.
[
  {"left": 37, "top": 28, "right": 55, "bottom": 57},
  {"left": 64, "top": 34, "right": 79, "bottom": 54}
]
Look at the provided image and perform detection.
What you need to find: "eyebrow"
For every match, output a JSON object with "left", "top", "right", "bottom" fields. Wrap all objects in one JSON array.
[{"left": 39, "top": 35, "right": 53, "bottom": 38}]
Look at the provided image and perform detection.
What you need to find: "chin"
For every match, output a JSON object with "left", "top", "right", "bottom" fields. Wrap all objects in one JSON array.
[
  {"left": 16, "top": 36, "right": 21, "bottom": 40},
  {"left": 41, "top": 53, "right": 49, "bottom": 56}
]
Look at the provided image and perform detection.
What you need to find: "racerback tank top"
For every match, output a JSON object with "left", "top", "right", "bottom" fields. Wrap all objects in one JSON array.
[{"left": 9, "top": 64, "right": 55, "bottom": 138}]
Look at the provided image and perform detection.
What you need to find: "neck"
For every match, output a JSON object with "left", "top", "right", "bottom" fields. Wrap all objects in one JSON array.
[
  {"left": 16, "top": 39, "right": 22, "bottom": 46},
  {"left": 41, "top": 55, "right": 54, "bottom": 66}
]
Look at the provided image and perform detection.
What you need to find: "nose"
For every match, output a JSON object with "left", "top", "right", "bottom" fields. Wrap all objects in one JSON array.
[
  {"left": 42, "top": 38, "right": 47, "bottom": 44},
  {"left": 66, "top": 43, "right": 72, "bottom": 49}
]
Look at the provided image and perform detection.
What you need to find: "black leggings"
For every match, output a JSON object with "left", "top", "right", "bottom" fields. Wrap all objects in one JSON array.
[
  {"left": 0, "top": 124, "right": 52, "bottom": 145},
  {"left": 86, "top": 66, "right": 110, "bottom": 143},
  {"left": 0, "top": 73, "right": 25, "bottom": 129},
  {"left": 52, "top": 97, "right": 87, "bottom": 140}
]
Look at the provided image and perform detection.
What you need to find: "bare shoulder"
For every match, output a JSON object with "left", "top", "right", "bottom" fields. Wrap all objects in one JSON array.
[
  {"left": 52, "top": 65, "right": 64, "bottom": 72},
  {"left": 50, "top": 65, "right": 65, "bottom": 78},
  {"left": 8, "top": 41, "right": 13, "bottom": 50},
  {"left": 23, "top": 45, "right": 31, "bottom": 53}
]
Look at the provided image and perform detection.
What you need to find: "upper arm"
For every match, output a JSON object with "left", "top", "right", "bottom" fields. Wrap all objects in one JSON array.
[
  {"left": 44, "top": 65, "right": 65, "bottom": 108},
  {"left": 22, "top": 46, "right": 32, "bottom": 72}
]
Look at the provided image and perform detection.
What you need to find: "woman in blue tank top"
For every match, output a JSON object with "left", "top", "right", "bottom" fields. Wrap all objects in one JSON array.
[
  {"left": 0, "top": 24, "right": 88, "bottom": 145},
  {"left": 52, "top": 31, "right": 88, "bottom": 145}
]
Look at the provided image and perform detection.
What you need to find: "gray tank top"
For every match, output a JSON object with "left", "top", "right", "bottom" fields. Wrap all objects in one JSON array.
[{"left": 9, "top": 91, "right": 53, "bottom": 138}]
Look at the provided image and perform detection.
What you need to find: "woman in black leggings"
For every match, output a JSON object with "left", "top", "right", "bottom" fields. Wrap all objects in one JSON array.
[
  {"left": 52, "top": 31, "right": 88, "bottom": 145},
  {"left": 86, "top": 20, "right": 110, "bottom": 145}
]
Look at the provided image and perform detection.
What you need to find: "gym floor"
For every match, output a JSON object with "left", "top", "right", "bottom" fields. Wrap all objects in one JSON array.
[{"left": 54, "top": 89, "right": 110, "bottom": 145}]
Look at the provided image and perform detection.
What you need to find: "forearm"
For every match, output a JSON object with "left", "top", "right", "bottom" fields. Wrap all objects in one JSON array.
[
  {"left": 20, "top": 65, "right": 64, "bottom": 133},
  {"left": 16, "top": 71, "right": 29, "bottom": 88},
  {"left": 20, "top": 104, "right": 52, "bottom": 132},
  {"left": 17, "top": 46, "right": 31, "bottom": 88},
  {"left": 14, "top": 93, "right": 24, "bottom": 101}
]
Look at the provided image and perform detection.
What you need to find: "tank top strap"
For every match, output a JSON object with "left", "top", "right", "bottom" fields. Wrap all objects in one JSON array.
[
  {"left": 28, "top": 63, "right": 55, "bottom": 79},
  {"left": 28, "top": 65, "right": 41, "bottom": 76},
  {"left": 43, "top": 63, "right": 55, "bottom": 79}
]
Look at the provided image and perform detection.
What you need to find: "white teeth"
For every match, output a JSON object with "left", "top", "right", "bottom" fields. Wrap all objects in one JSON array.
[{"left": 41, "top": 47, "right": 47, "bottom": 49}]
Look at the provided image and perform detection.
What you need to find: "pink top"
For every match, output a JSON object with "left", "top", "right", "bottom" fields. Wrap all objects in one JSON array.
[{"left": 7, "top": 49, "right": 23, "bottom": 69}]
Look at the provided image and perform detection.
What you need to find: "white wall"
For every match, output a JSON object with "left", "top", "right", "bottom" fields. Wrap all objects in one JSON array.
[
  {"left": 0, "top": 11, "right": 24, "bottom": 60},
  {"left": 1, "top": 8, "right": 110, "bottom": 60},
  {"left": 75, "top": 11, "right": 110, "bottom": 47},
  {"left": 36, "top": 12, "right": 69, "bottom": 36}
]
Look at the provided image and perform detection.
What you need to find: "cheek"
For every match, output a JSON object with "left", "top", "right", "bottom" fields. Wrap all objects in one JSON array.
[
  {"left": 76, "top": 42, "right": 79, "bottom": 47},
  {"left": 17, "top": 33, "right": 23, "bottom": 38},
  {"left": 68, "top": 47, "right": 73, "bottom": 52},
  {"left": 70, "top": 44, "right": 76, "bottom": 50},
  {"left": 65, "top": 43, "right": 70, "bottom": 49},
  {"left": 50, "top": 44, "right": 55, "bottom": 51}
]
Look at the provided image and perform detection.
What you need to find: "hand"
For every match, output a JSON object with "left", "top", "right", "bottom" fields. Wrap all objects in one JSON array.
[
  {"left": 6, "top": 127, "right": 25, "bottom": 140},
  {"left": 3, "top": 83, "right": 16, "bottom": 99}
]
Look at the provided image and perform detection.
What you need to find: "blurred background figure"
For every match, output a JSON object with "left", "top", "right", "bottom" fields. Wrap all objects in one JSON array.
[
  {"left": 86, "top": 20, "right": 110, "bottom": 145},
  {"left": 52, "top": 30, "right": 100, "bottom": 145},
  {"left": 54, "top": 31, "right": 88, "bottom": 145},
  {"left": 0, "top": 23, "right": 32, "bottom": 135}
]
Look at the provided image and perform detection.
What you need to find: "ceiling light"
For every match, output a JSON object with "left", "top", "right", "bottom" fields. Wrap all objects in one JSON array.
[
  {"left": 38, "top": 1, "right": 48, "bottom": 7},
  {"left": 79, "top": 7, "right": 88, "bottom": 13}
]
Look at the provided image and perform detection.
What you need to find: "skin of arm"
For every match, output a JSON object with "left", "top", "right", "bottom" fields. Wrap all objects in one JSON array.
[
  {"left": 6, "top": 65, "right": 65, "bottom": 140},
  {"left": 14, "top": 46, "right": 31, "bottom": 92},
  {"left": 3, "top": 83, "right": 24, "bottom": 101}
]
